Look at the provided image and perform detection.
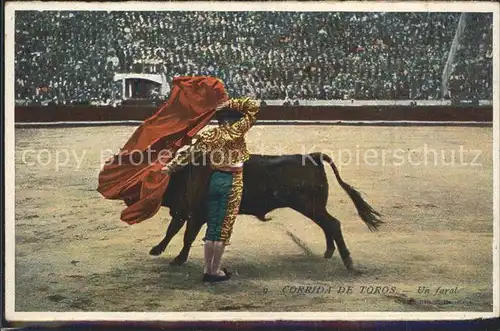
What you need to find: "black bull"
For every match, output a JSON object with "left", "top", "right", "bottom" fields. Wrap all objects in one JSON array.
[{"left": 150, "top": 152, "right": 383, "bottom": 269}]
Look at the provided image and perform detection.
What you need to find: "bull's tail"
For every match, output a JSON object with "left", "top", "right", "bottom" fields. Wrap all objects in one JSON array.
[{"left": 313, "top": 153, "right": 383, "bottom": 231}]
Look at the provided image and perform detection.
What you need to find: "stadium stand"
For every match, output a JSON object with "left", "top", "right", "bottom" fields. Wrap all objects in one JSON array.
[
  {"left": 14, "top": 12, "right": 492, "bottom": 105},
  {"left": 448, "top": 13, "right": 493, "bottom": 101}
]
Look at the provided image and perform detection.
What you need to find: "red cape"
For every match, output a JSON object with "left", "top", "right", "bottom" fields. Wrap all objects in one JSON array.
[{"left": 97, "top": 76, "right": 228, "bottom": 224}]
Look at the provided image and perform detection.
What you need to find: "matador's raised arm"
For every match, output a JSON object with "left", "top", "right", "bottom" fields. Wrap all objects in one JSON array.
[{"left": 162, "top": 98, "right": 261, "bottom": 174}]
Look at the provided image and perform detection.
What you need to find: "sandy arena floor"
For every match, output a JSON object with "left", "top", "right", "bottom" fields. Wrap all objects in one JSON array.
[{"left": 13, "top": 125, "right": 493, "bottom": 312}]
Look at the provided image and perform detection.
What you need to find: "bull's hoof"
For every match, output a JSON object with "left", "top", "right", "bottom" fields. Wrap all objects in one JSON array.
[
  {"left": 324, "top": 249, "right": 334, "bottom": 259},
  {"left": 169, "top": 257, "right": 186, "bottom": 266},
  {"left": 149, "top": 245, "right": 165, "bottom": 256},
  {"left": 342, "top": 255, "right": 354, "bottom": 269}
]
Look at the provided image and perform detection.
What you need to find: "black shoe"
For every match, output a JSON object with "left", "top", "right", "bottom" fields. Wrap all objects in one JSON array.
[
  {"left": 202, "top": 273, "right": 211, "bottom": 283},
  {"left": 207, "top": 268, "right": 232, "bottom": 283},
  {"left": 221, "top": 268, "right": 232, "bottom": 277},
  {"left": 209, "top": 273, "right": 231, "bottom": 283}
]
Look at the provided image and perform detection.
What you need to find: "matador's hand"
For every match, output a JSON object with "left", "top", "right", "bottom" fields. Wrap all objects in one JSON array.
[
  {"left": 161, "top": 165, "right": 173, "bottom": 175},
  {"left": 215, "top": 100, "right": 231, "bottom": 112}
]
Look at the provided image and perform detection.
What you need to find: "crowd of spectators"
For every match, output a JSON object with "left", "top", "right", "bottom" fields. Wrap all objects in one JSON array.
[
  {"left": 14, "top": 11, "right": 492, "bottom": 105},
  {"left": 448, "top": 13, "right": 493, "bottom": 101}
]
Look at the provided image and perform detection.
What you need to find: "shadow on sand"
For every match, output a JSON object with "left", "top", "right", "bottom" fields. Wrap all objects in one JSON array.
[{"left": 126, "top": 251, "right": 383, "bottom": 293}]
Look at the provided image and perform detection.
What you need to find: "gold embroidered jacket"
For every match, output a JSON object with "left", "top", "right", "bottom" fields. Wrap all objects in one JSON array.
[{"left": 165, "top": 98, "right": 260, "bottom": 172}]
